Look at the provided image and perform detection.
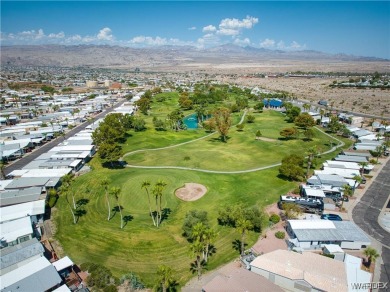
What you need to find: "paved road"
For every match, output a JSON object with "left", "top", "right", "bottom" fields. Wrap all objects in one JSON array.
[
  {"left": 4, "top": 101, "right": 124, "bottom": 176},
  {"left": 352, "top": 159, "right": 390, "bottom": 286}
]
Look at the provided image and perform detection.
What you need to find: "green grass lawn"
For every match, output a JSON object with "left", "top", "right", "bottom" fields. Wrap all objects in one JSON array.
[
  {"left": 54, "top": 167, "right": 295, "bottom": 287},
  {"left": 53, "top": 93, "right": 351, "bottom": 288},
  {"left": 124, "top": 111, "right": 335, "bottom": 171}
]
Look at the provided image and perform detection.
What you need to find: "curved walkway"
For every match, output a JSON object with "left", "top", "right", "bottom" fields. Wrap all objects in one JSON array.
[{"left": 122, "top": 120, "right": 345, "bottom": 174}]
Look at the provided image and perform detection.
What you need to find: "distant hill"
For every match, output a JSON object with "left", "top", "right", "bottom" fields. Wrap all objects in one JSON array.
[{"left": 1, "top": 44, "right": 387, "bottom": 68}]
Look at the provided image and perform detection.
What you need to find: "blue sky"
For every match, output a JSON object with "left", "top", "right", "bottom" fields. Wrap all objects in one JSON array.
[{"left": 1, "top": 1, "right": 389, "bottom": 58}]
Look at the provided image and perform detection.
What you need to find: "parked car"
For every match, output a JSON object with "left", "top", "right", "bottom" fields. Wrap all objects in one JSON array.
[{"left": 321, "top": 214, "right": 343, "bottom": 221}]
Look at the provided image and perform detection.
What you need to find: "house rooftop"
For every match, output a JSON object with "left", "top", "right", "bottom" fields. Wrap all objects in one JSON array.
[
  {"left": 0, "top": 238, "right": 44, "bottom": 271},
  {"left": 202, "top": 267, "right": 283, "bottom": 292},
  {"left": 0, "top": 256, "right": 62, "bottom": 292},
  {"left": 0, "top": 187, "right": 43, "bottom": 207},
  {"left": 288, "top": 220, "right": 371, "bottom": 243},
  {"left": 0, "top": 216, "right": 33, "bottom": 243},
  {"left": 52, "top": 256, "right": 74, "bottom": 272},
  {"left": 250, "top": 250, "right": 348, "bottom": 292},
  {"left": 0, "top": 199, "right": 46, "bottom": 223}
]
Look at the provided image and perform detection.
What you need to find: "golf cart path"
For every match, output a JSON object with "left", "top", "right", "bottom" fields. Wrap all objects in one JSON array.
[{"left": 121, "top": 119, "right": 345, "bottom": 174}]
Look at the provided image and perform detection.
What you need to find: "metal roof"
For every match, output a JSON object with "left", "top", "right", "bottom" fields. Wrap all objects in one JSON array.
[
  {"left": 4, "top": 177, "right": 51, "bottom": 189},
  {"left": 0, "top": 217, "right": 33, "bottom": 242},
  {"left": 0, "top": 200, "right": 46, "bottom": 223},
  {"left": 0, "top": 187, "right": 43, "bottom": 207},
  {"left": 0, "top": 256, "right": 62, "bottom": 292},
  {"left": 289, "top": 220, "right": 371, "bottom": 243},
  {"left": 335, "top": 155, "right": 368, "bottom": 163},
  {"left": 0, "top": 238, "right": 44, "bottom": 270},
  {"left": 52, "top": 256, "right": 74, "bottom": 272}
]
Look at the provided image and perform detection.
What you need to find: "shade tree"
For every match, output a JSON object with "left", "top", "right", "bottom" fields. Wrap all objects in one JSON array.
[{"left": 213, "top": 107, "right": 232, "bottom": 142}]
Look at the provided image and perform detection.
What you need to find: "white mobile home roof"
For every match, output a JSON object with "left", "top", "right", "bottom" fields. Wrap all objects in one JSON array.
[
  {"left": 0, "top": 187, "right": 43, "bottom": 207},
  {"left": 316, "top": 167, "right": 360, "bottom": 179},
  {"left": 52, "top": 256, "right": 74, "bottom": 271},
  {"left": 302, "top": 187, "right": 325, "bottom": 198},
  {"left": 344, "top": 254, "right": 372, "bottom": 291},
  {"left": 4, "top": 177, "right": 52, "bottom": 189},
  {"left": 354, "top": 145, "right": 378, "bottom": 151},
  {"left": 50, "top": 151, "right": 90, "bottom": 159},
  {"left": 3, "top": 139, "right": 32, "bottom": 149},
  {"left": 49, "top": 145, "right": 94, "bottom": 152},
  {"left": 342, "top": 151, "right": 371, "bottom": 158},
  {"left": 0, "top": 238, "right": 44, "bottom": 271},
  {"left": 324, "top": 160, "right": 361, "bottom": 171},
  {"left": 0, "top": 199, "right": 46, "bottom": 223},
  {"left": 0, "top": 256, "right": 62, "bottom": 292},
  {"left": 335, "top": 155, "right": 368, "bottom": 163},
  {"left": 359, "top": 134, "right": 382, "bottom": 141},
  {"left": 288, "top": 220, "right": 371, "bottom": 243},
  {"left": 0, "top": 216, "right": 33, "bottom": 242},
  {"left": 14, "top": 168, "right": 71, "bottom": 178},
  {"left": 67, "top": 135, "right": 92, "bottom": 140}
]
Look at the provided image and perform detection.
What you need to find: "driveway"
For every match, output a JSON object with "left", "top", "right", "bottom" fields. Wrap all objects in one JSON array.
[
  {"left": 4, "top": 100, "right": 124, "bottom": 176},
  {"left": 352, "top": 158, "right": 390, "bottom": 286}
]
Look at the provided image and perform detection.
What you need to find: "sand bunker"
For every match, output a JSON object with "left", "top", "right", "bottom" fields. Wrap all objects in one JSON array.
[{"left": 175, "top": 183, "right": 207, "bottom": 201}]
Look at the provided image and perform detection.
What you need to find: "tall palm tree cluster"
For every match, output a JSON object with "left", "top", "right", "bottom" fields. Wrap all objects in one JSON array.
[
  {"left": 100, "top": 179, "right": 125, "bottom": 229},
  {"left": 142, "top": 179, "right": 167, "bottom": 228},
  {"left": 189, "top": 222, "right": 216, "bottom": 280}
]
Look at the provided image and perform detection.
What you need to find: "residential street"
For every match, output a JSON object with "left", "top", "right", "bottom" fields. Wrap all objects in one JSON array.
[
  {"left": 4, "top": 100, "right": 124, "bottom": 176},
  {"left": 352, "top": 158, "right": 390, "bottom": 287}
]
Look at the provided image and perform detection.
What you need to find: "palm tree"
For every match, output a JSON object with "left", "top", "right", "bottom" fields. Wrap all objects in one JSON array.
[
  {"left": 303, "top": 103, "right": 310, "bottom": 112},
  {"left": 60, "top": 184, "right": 77, "bottom": 224},
  {"left": 190, "top": 240, "right": 205, "bottom": 280},
  {"left": 306, "top": 146, "right": 318, "bottom": 178},
  {"left": 142, "top": 180, "right": 155, "bottom": 226},
  {"left": 363, "top": 247, "right": 379, "bottom": 268},
  {"left": 340, "top": 184, "right": 353, "bottom": 208},
  {"left": 61, "top": 173, "right": 76, "bottom": 208},
  {"left": 203, "top": 228, "right": 217, "bottom": 263},
  {"left": 153, "top": 180, "right": 167, "bottom": 227},
  {"left": 358, "top": 161, "right": 368, "bottom": 177},
  {"left": 101, "top": 178, "right": 111, "bottom": 220},
  {"left": 156, "top": 265, "right": 175, "bottom": 292},
  {"left": 236, "top": 218, "right": 253, "bottom": 255},
  {"left": 352, "top": 175, "right": 363, "bottom": 194},
  {"left": 375, "top": 145, "right": 383, "bottom": 163},
  {"left": 319, "top": 109, "right": 325, "bottom": 123},
  {"left": 110, "top": 187, "right": 123, "bottom": 229}
]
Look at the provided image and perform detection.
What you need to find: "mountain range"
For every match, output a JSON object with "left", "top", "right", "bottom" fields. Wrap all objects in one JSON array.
[{"left": 1, "top": 44, "right": 387, "bottom": 69}]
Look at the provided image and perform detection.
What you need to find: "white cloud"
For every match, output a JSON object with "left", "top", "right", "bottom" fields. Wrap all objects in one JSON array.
[
  {"left": 233, "top": 37, "right": 251, "bottom": 46},
  {"left": 1, "top": 27, "right": 117, "bottom": 45},
  {"left": 196, "top": 33, "right": 220, "bottom": 48},
  {"left": 48, "top": 32, "right": 65, "bottom": 39},
  {"left": 188, "top": 26, "right": 196, "bottom": 31},
  {"left": 203, "top": 25, "right": 217, "bottom": 32},
  {"left": 260, "top": 38, "right": 275, "bottom": 48},
  {"left": 128, "top": 36, "right": 193, "bottom": 47},
  {"left": 219, "top": 16, "right": 258, "bottom": 30},
  {"left": 217, "top": 28, "right": 240, "bottom": 36},
  {"left": 275, "top": 40, "right": 306, "bottom": 50},
  {"left": 97, "top": 27, "right": 114, "bottom": 41},
  {"left": 290, "top": 41, "right": 305, "bottom": 49}
]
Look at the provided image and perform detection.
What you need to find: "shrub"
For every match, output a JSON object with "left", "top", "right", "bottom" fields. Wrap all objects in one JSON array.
[
  {"left": 246, "top": 115, "right": 255, "bottom": 123},
  {"left": 269, "top": 214, "right": 280, "bottom": 224},
  {"left": 47, "top": 195, "right": 58, "bottom": 208},
  {"left": 275, "top": 231, "right": 285, "bottom": 239}
]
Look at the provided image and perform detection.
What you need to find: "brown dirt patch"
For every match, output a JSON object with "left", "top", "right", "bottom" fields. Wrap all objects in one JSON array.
[{"left": 175, "top": 183, "right": 207, "bottom": 201}]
